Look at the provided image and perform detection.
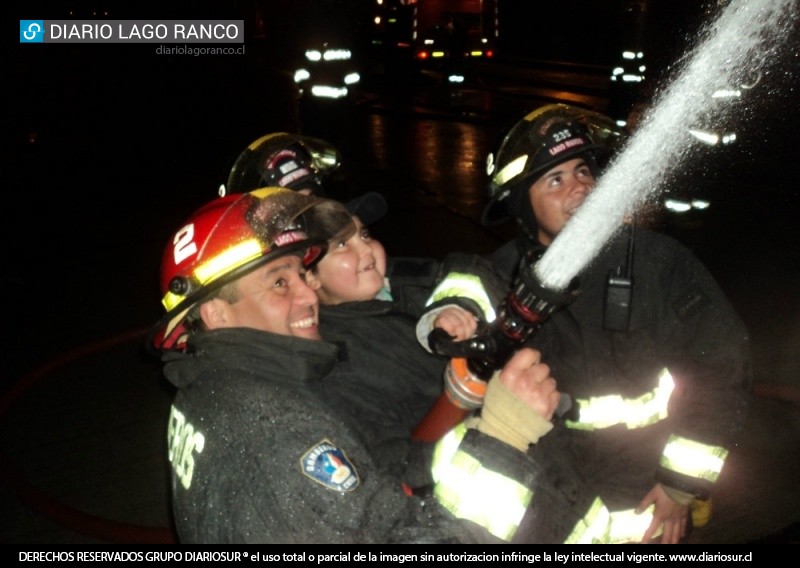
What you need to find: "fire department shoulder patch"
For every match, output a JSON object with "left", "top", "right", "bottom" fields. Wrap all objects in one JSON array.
[{"left": 300, "top": 439, "right": 360, "bottom": 492}]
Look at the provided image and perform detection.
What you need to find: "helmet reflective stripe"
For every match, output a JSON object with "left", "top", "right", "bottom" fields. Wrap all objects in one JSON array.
[
  {"left": 522, "top": 105, "right": 559, "bottom": 123},
  {"left": 426, "top": 273, "right": 497, "bottom": 322},
  {"left": 162, "top": 291, "right": 184, "bottom": 312},
  {"left": 247, "top": 132, "right": 282, "bottom": 151},
  {"left": 431, "top": 424, "right": 531, "bottom": 541},
  {"left": 660, "top": 434, "right": 729, "bottom": 483},
  {"left": 491, "top": 154, "right": 528, "bottom": 188},
  {"left": 566, "top": 497, "right": 660, "bottom": 544},
  {"left": 194, "top": 239, "right": 263, "bottom": 288},
  {"left": 566, "top": 368, "right": 674, "bottom": 431},
  {"left": 161, "top": 238, "right": 263, "bottom": 311}
]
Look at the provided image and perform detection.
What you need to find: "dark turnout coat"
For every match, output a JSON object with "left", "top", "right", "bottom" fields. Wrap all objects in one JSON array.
[
  {"left": 162, "top": 327, "right": 552, "bottom": 543},
  {"left": 490, "top": 228, "right": 752, "bottom": 508}
]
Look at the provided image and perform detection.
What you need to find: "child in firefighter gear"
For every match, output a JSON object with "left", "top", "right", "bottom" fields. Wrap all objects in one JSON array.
[
  {"left": 305, "top": 192, "right": 445, "bottom": 447},
  {"left": 305, "top": 191, "right": 507, "bottom": 450},
  {"left": 151, "top": 187, "right": 586, "bottom": 543},
  {"left": 417, "top": 104, "right": 753, "bottom": 543}
]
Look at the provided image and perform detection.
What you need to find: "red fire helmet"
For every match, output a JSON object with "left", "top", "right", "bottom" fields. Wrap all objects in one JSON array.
[{"left": 152, "top": 186, "right": 353, "bottom": 350}]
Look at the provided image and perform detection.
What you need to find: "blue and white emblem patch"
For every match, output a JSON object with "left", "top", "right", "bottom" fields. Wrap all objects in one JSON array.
[{"left": 300, "top": 439, "right": 360, "bottom": 492}]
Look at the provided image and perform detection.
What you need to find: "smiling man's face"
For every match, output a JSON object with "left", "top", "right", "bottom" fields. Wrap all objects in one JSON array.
[{"left": 205, "top": 254, "right": 322, "bottom": 341}]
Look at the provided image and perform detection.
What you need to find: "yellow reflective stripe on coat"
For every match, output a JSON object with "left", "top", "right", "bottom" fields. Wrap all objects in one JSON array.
[
  {"left": 431, "top": 423, "right": 468, "bottom": 483},
  {"left": 566, "top": 368, "right": 674, "bottom": 431},
  {"left": 426, "top": 273, "right": 497, "bottom": 322},
  {"left": 660, "top": 434, "right": 729, "bottom": 483},
  {"left": 431, "top": 423, "right": 532, "bottom": 541},
  {"left": 566, "top": 497, "right": 660, "bottom": 544}
]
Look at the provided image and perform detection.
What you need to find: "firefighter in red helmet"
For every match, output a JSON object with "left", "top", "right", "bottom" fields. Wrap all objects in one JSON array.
[{"left": 151, "top": 187, "right": 586, "bottom": 544}]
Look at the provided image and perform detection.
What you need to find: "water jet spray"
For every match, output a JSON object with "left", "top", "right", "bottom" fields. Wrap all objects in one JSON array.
[
  {"left": 535, "top": 0, "right": 797, "bottom": 291},
  {"left": 413, "top": 0, "right": 798, "bottom": 442}
]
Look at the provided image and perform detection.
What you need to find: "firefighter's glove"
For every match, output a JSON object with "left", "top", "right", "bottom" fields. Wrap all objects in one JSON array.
[{"left": 476, "top": 375, "right": 553, "bottom": 452}]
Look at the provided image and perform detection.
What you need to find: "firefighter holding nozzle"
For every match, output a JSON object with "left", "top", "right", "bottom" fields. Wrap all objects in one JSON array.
[
  {"left": 152, "top": 187, "right": 600, "bottom": 543},
  {"left": 417, "top": 104, "right": 752, "bottom": 543}
]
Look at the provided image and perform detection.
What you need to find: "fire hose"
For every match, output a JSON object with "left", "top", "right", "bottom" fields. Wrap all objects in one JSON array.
[{"left": 412, "top": 248, "right": 579, "bottom": 442}]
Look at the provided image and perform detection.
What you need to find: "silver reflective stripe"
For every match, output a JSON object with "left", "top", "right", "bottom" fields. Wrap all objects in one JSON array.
[
  {"left": 431, "top": 424, "right": 532, "bottom": 541},
  {"left": 566, "top": 368, "right": 674, "bottom": 431},
  {"left": 566, "top": 497, "right": 659, "bottom": 544},
  {"left": 425, "top": 273, "right": 497, "bottom": 322},
  {"left": 431, "top": 423, "right": 467, "bottom": 483},
  {"left": 660, "top": 434, "right": 729, "bottom": 483},
  {"left": 493, "top": 154, "right": 528, "bottom": 187}
]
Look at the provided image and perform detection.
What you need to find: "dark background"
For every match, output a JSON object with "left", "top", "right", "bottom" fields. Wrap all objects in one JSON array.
[
  {"left": 6, "top": 0, "right": 797, "bottom": 382},
  {"left": 3, "top": 0, "right": 799, "bottom": 544}
]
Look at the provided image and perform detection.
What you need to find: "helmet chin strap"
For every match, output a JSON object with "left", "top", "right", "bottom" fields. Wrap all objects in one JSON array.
[
  {"left": 508, "top": 183, "right": 539, "bottom": 244},
  {"left": 585, "top": 152, "right": 600, "bottom": 177}
]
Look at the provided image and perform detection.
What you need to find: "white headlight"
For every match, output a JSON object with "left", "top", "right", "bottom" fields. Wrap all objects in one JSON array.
[
  {"left": 323, "top": 49, "right": 351, "bottom": 61},
  {"left": 665, "top": 199, "right": 692, "bottom": 213}
]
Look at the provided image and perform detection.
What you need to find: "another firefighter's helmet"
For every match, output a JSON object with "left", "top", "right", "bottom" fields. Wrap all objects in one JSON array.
[
  {"left": 225, "top": 132, "right": 342, "bottom": 196},
  {"left": 152, "top": 187, "right": 354, "bottom": 350},
  {"left": 482, "top": 104, "right": 623, "bottom": 226}
]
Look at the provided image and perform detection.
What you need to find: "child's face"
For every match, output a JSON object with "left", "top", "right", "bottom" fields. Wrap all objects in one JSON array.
[{"left": 308, "top": 216, "right": 388, "bottom": 304}]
